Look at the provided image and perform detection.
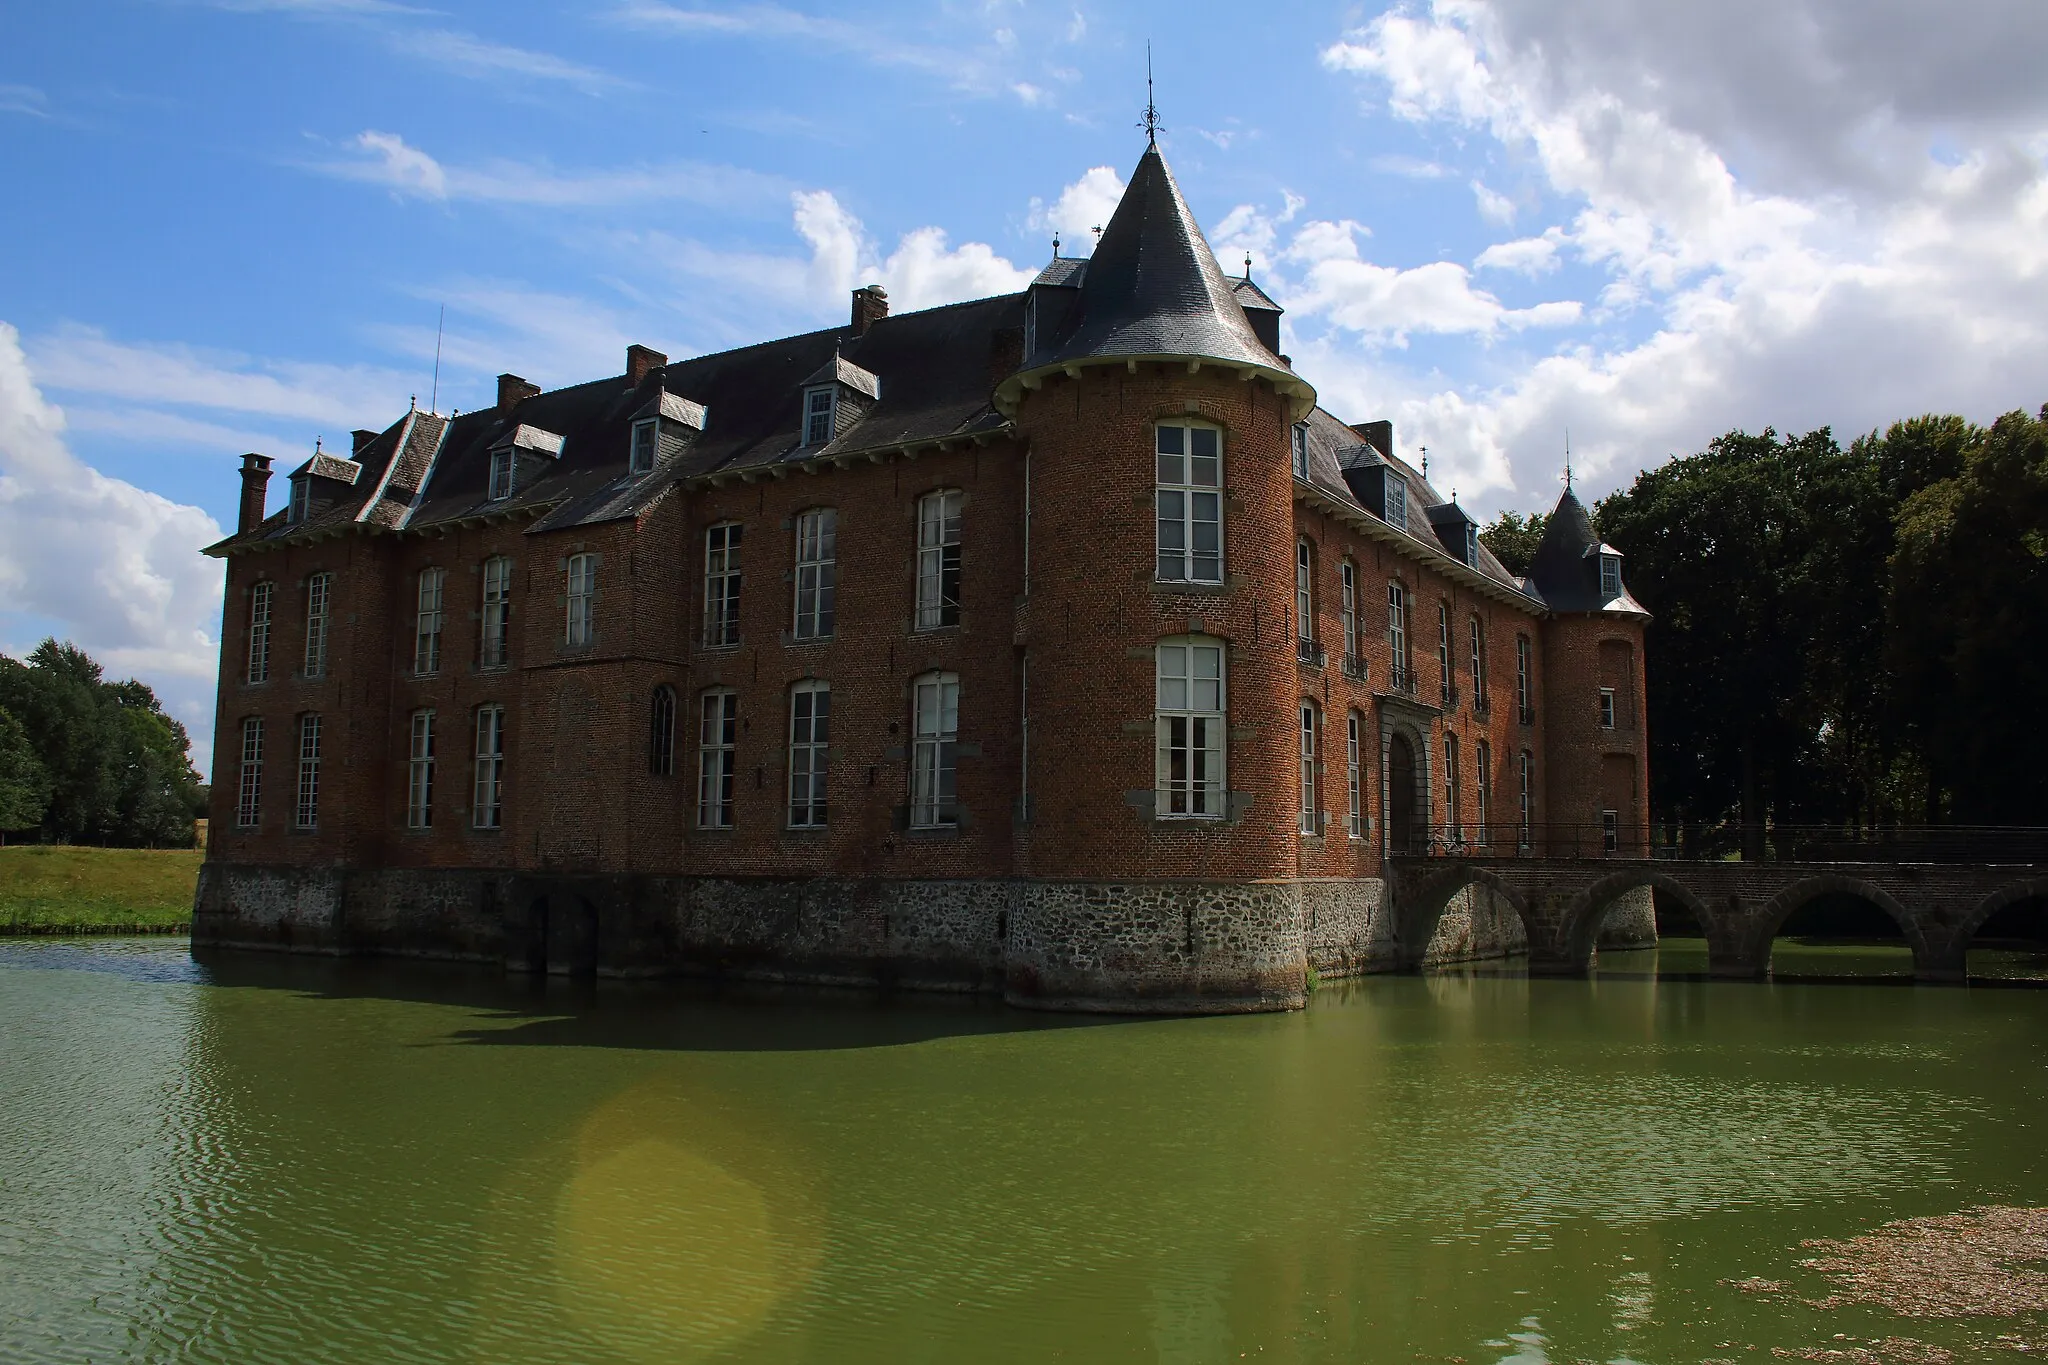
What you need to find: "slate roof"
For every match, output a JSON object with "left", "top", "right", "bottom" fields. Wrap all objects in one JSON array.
[
  {"left": 1232, "top": 276, "right": 1282, "bottom": 313},
  {"left": 1525, "top": 488, "right": 1648, "bottom": 615}
]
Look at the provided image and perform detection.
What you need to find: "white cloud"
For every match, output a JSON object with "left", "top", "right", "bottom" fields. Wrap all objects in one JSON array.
[
  {"left": 0, "top": 322, "right": 225, "bottom": 773},
  {"left": 323, "top": 130, "right": 788, "bottom": 209},
  {"left": 1027, "top": 166, "right": 1128, "bottom": 249},
  {"left": 1474, "top": 233, "right": 1561, "bottom": 274},
  {"left": 0, "top": 84, "right": 49, "bottom": 118},
  {"left": 404, "top": 30, "right": 624, "bottom": 92},
  {"left": 1471, "top": 179, "right": 1516, "bottom": 225}
]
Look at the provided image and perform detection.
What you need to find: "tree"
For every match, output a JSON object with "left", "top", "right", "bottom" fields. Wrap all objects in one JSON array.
[
  {"left": 1480, "top": 511, "right": 1548, "bottom": 577},
  {"left": 0, "top": 707, "right": 49, "bottom": 838}
]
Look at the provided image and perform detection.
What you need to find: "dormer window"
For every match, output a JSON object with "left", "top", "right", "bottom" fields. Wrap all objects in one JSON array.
[
  {"left": 630, "top": 418, "right": 658, "bottom": 474},
  {"left": 1385, "top": 477, "right": 1407, "bottom": 527},
  {"left": 1291, "top": 423, "right": 1310, "bottom": 480},
  {"left": 1600, "top": 553, "right": 1622, "bottom": 601},
  {"left": 803, "top": 387, "right": 836, "bottom": 446},
  {"left": 488, "top": 449, "right": 515, "bottom": 502},
  {"left": 1465, "top": 524, "right": 1480, "bottom": 567},
  {"left": 289, "top": 477, "right": 310, "bottom": 523}
]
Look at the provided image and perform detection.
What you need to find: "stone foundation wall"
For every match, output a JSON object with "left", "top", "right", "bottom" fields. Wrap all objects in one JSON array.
[
  {"left": 1421, "top": 883, "right": 1531, "bottom": 966},
  {"left": 1595, "top": 885, "right": 1659, "bottom": 949},
  {"left": 1302, "top": 878, "right": 1397, "bottom": 978}
]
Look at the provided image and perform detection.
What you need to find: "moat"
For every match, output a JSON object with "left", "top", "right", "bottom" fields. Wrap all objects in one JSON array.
[{"left": 5, "top": 936, "right": 2046, "bottom": 1363}]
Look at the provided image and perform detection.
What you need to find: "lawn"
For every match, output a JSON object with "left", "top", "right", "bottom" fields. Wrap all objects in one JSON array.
[{"left": 0, "top": 846, "right": 201, "bottom": 933}]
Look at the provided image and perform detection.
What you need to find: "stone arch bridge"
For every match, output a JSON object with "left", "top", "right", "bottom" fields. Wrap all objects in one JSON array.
[{"left": 1386, "top": 854, "right": 2048, "bottom": 980}]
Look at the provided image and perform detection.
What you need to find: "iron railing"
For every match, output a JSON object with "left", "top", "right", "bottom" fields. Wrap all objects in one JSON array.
[
  {"left": 1295, "top": 637, "right": 1326, "bottom": 668},
  {"left": 1341, "top": 654, "right": 1370, "bottom": 682},
  {"left": 1380, "top": 822, "right": 2048, "bottom": 864}
]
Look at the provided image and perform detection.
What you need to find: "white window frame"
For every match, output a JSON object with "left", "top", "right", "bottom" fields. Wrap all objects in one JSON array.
[
  {"left": 294, "top": 713, "right": 321, "bottom": 830},
  {"left": 1600, "top": 687, "right": 1617, "bottom": 730},
  {"left": 1519, "top": 751, "right": 1534, "bottom": 849},
  {"left": 565, "top": 553, "right": 596, "bottom": 648},
  {"left": 1299, "top": 702, "right": 1320, "bottom": 836},
  {"left": 792, "top": 508, "right": 836, "bottom": 641},
  {"left": 480, "top": 556, "right": 512, "bottom": 670},
  {"left": 909, "top": 671, "right": 960, "bottom": 830},
  {"left": 472, "top": 705, "right": 505, "bottom": 830},
  {"left": 1445, "top": 733, "right": 1462, "bottom": 844},
  {"left": 1155, "top": 636, "right": 1226, "bottom": 819},
  {"left": 1469, "top": 615, "right": 1485, "bottom": 703},
  {"left": 1154, "top": 420, "right": 1223, "bottom": 583},
  {"left": 1516, "top": 633, "right": 1534, "bottom": 723},
  {"left": 1295, "top": 539, "right": 1314, "bottom": 643},
  {"left": 803, "top": 386, "right": 836, "bottom": 446},
  {"left": 1600, "top": 554, "right": 1622, "bottom": 601},
  {"left": 915, "top": 489, "right": 963, "bottom": 631},
  {"left": 1345, "top": 710, "right": 1363, "bottom": 839},
  {"left": 697, "top": 689, "right": 737, "bottom": 829},
  {"left": 247, "top": 581, "right": 273, "bottom": 684},
  {"left": 630, "top": 418, "right": 658, "bottom": 474},
  {"left": 488, "top": 449, "right": 515, "bottom": 502},
  {"left": 1603, "top": 808, "right": 1620, "bottom": 854},
  {"left": 702, "top": 522, "right": 742, "bottom": 648},
  {"left": 1387, "top": 581, "right": 1409, "bottom": 688},
  {"left": 414, "top": 567, "right": 445, "bottom": 675},
  {"left": 1290, "top": 422, "right": 1309, "bottom": 480},
  {"left": 648, "top": 685, "right": 677, "bottom": 777},
  {"left": 289, "top": 477, "right": 310, "bottom": 523},
  {"left": 1476, "top": 738, "right": 1492, "bottom": 845},
  {"left": 1437, "top": 601, "right": 1452, "bottom": 705},
  {"left": 303, "top": 572, "right": 331, "bottom": 679},
  {"left": 235, "top": 717, "right": 263, "bottom": 829},
  {"left": 788, "top": 680, "right": 830, "bottom": 828},
  {"left": 407, "top": 709, "right": 434, "bottom": 830},
  {"left": 1340, "top": 562, "right": 1359, "bottom": 665},
  {"left": 1385, "top": 476, "right": 1407, "bottom": 526}
]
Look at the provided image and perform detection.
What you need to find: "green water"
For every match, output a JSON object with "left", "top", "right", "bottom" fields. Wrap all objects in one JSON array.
[{"left": 3, "top": 938, "right": 2046, "bottom": 1364}]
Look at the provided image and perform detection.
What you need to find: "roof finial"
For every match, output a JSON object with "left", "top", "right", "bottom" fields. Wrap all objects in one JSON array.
[
  {"left": 1051, "top": 231, "right": 1060, "bottom": 259},
  {"left": 1244, "top": 252, "right": 1253, "bottom": 281},
  {"left": 1091, "top": 224, "right": 1103, "bottom": 242},
  {"left": 1140, "top": 42, "right": 1162, "bottom": 145},
  {"left": 314, "top": 435, "right": 322, "bottom": 455},
  {"left": 1563, "top": 427, "right": 1573, "bottom": 492},
  {"left": 1420, "top": 445, "right": 1429, "bottom": 479}
]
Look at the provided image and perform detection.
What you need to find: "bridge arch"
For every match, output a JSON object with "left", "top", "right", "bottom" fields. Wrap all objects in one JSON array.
[
  {"left": 1561, "top": 869, "right": 1715, "bottom": 967},
  {"left": 1957, "top": 876, "right": 2048, "bottom": 951},
  {"left": 1392, "top": 862, "right": 1537, "bottom": 968},
  {"left": 1756, "top": 874, "right": 1923, "bottom": 972}
]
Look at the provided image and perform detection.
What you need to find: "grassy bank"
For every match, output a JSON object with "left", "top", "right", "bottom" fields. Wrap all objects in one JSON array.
[{"left": 0, "top": 846, "right": 200, "bottom": 934}]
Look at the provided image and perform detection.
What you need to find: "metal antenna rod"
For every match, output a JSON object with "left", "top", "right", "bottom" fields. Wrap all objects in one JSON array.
[
  {"left": 430, "top": 304, "right": 445, "bottom": 415},
  {"left": 1140, "top": 42, "right": 1162, "bottom": 144}
]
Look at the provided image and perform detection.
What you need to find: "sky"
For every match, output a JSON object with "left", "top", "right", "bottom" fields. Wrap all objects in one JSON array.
[{"left": 3, "top": 0, "right": 2045, "bottom": 781}]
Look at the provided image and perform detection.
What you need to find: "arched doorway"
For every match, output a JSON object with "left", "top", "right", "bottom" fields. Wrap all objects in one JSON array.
[{"left": 1387, "top": 732, "right": 1419, "bottom": 854}]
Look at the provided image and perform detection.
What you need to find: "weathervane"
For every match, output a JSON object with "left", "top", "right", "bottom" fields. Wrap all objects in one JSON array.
[
  {"left": 1563, "top": 428, "right": 1573, "bottom": 492},
  {"left": 1139, "top": 42, "right": 1162, "bottom": 145}
]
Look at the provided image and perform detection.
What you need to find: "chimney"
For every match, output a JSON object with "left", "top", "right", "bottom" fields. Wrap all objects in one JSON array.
[
  {"left": 851, "top": 285, "right": 889, "bottom": 336},
  {"left": 238, "top": 453, "right": 273, "bottom": 535},
  {"left": 351, "top": 429, "right": 377, "bottom": 455},
  {"left": 1353, "top": 420, "right": 1394, "bottom": 460},
  {"left": 497, "top": 373, "right": 541, "bottom": 413},
  {"left": 626, "top": 344, "right": 667, "bottom": 386}
]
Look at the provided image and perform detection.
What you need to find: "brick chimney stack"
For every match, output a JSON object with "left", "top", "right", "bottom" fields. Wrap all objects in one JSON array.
[
  {"left": 497, "top": 373, "right": 542, "bottom": 413},
  {"left": 1353, "top": 419, "right": 1394, "bottom": 460},
  {"left": 351, "top": 429, "right": 377, "bottom": 455},
  {"left": 851, "top": 285, "right": 889, "bottom": 336},
  {"left": 238, "top": 453, "right": 273, "bottom": 535},
  {"left": 625, "top": 345, "right": 667, "bottom": 386}
]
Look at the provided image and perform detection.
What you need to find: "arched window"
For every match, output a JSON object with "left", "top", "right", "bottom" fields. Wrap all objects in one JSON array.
[
  {"left": 648, "top": 685, "right": 677, "bottom": 777},
  {"left": 1154, "top": 420, "right": 1222, "bottom": 583},
  {"left": 480, "top": 556, "right": 513, "bottom": 670},
  {"left": 793, "top": 508, "right": 836, "bottom": 640},
  {"left": 1155, "top": 636, "right": 1226, "bottom": 818},
  {"left": 788, "top": 680, "right": 830, "bottom": 827},
  {"left": 697, "top": 689, "right": 737, "bottom": 828},
  {"left": 1345, "top": 709, "right": 1365, "bottom": 839},
  {"left": 909, "top": 671, "right": 960, "bottom": 829},
  {"left": 1299, "top": 701, "right": 1320, "bottom": 836},
  {"left": 915, "top": 489, "right": 963, "bottom": 630}
]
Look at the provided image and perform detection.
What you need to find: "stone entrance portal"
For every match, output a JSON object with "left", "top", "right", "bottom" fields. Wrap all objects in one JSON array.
[{"left": 1387, "top": 732, "right": 1419, "bottom": 853}]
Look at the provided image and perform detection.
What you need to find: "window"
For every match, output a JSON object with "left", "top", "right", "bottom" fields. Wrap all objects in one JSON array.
[
  {"left": 480, "top": 556, "right": 512, "bottom": 670},
  {"left": 565, "top": 553, "right": 596, "bottom": 647},
  {"left": 1475, "top": 739, "right": 1492, "bottom": 845},
  {"left": 1387, "top": 581, "right": 1410, "bottom": 688},
  {"left": 1599, "top": 688, "right": 1617, "bottom": 729},
  {"left": 303, "top": 573, "right": 331, "bottom": 679},
  {"left": 473, "top": 705, "right": 505, "bottom": 830},
  {"left": 1516, "top": 634, "right": 1534, "bottom": 725},
  {"left": 1295, "top": 539, "right": 1315, "bottom": 642},
  {"left": 803, "top": 386, "right": 836, "bottom": 446},
  {"left": 1602, "top": 808, "right": 1619, "bottom": 854},
  {"left": 1463, "top": 523, "right": 1479, "bottom": 566},
  {"left": 289, "top": 478, "right": 310, "bottom": 523},
  {"left": 792, "top": 509, "right": 836, "bottom": 640},
  {"left": 1156, "top": 637, "right": 1226, "bottom": 818},
  {"left": 1155, "top": 421, "right": 1223, "bottom": 583},
  {"left": 1291, "top": 423, "right": 1309, "bottom": 480},
  {"left": 414, "top": 567, "right": 445, "bottom": 675},
  {"left": 696, "top": 689, "right": 737, "bottom": 829},
  {"left": 235, "top": 717, "right": 263, "bottom": 828},
  {"left": 702, "top": 523, "right": 742, "bottom": 648},
  {"left": 407, "top": 710, "right": 435, "bottom": 830},
  {"left": 1437, "top": 602, "right": 1452, "bottom": 705},
  {"left": 1385, "top": 476, "right": 1407, "bottom": 527},
  {"left": 294, "top": 713, "right": 322, "bottom": 830},
  {"left": 1340, "top": 562, "right": 1359, "bottom": 666},
  {"left": 247, "top": 581, "right": 273, "bottom": 684},
  {"left": 1519, "top": 751, "right": 1534, "bottom": 849},
  {"left": 915, "top": 490, "right": 963, "bottom": 630},
  {"left": 1298, "top": 702, "right": 1320, "bottom": 835},
  {"left": 1600, "top": 553, "right": 1623, "bottom": 601},
  {"left": 488, "top": 449, "right": 515, "bottom": 502},
  {"left": 1345, "top": 710, "right": 1364, "bottom": 839},
  {"left": 630, "top": 419, "right": 658, "bottom": 474},
  {"left": 1445, "top": 734, "right": 1462, "bottom": 843},
  {"left": 788, "top": 681, "right": 830, "bottom": 828},
  {"left": 1469, "top": 615, "right": 1486, "bottom": 704},
  {"left": 648, "top": 685, "right": 677, "bottom": 777},
  {"left": 910, "top": 672, "right": 960, "bottom": 829}
]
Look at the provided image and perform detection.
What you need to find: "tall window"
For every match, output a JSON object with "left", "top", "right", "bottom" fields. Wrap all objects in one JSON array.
[
  {"left": 235, "top": 717, "right": 263, "bottom": 828},
  {"left": 1437, "top": 601, "right": 1452, "bottom": 705},
  {"left": 793, "top": 509, "right": 837, "bottom": 640},
  {"left": 488, "top": 449, "right": 515, "bottom": 502},
  {"left": 473, "top": 705, "right": 505, "bottom": 830},
  {"left": 1469, "top": 615, "right": 1486, "bottom": 704},
  {"left": 1155, "top": 421, "right": 1223, "bottom": 583},
  {"left": 1445, "top": 734, "right": 1462, "bottom": 843},
  {"left": 702, "top": 523, "right": 742, "bottom": 648},
  {"left": 1602, "top": 808, "right": 1620, "bottom": 854},
  {"left": 1299, "top": 702, "right": 1320, "bottom": 835},
  {"left": 1516, "top": 634, "right": 1534, "bottom": 725},
  {"left": 247, "top": 581, "right": 273, "bottom": 684},
  {"left": 1345, "top": 710, "right": 1364, "bottom": 839},
  {"left": 630, "top": 419, "right": 658, "bottom": 474},
  {"left": 289, "top": 478, "right": 310, "bottom": 523},
  {"left": 480, "top": 556, "right": 512, "bottom": 670},
  {"left": 803, "top": 387, "right": 835, "bottom": 445},
  {"left": 1156, "top": 637, "right": 1226, "bottom": 818},
  {"left": 1600, "top": 554, "right": 1622, "bottom": 601},
  {"left": 294, "top": 713, "right": 321, "bottom": 830},
  {"left": 697, "top": 689, "right": 737, "bottom": 829},
  {"left": 414, "top": 567, "right": 445, "bottom": 675},
  {"left": 1600, "top": 688, "right": 1617, "bottom": 729},
  {"left": 788, "top": 681, "right": 830, "bottom": 828},
  {"left": 648, "top": 685, "right": 677, "bottom": 777},
  {"left": 1476, "top": 739, "right": 1492, "bottom": 844},
  {"left": 1387, "top": 581, "right": 1410, "bottom": 688},
  {"left": 407, "top": 709, "right": 435, "bottom": 830},
  {"left": 565, "top": 553, "right": 596, "bottom": 647},
  {"left": 1295, "top": 539, "right": 1314, "bottom": 642},
  {"left": 1385, "top": 476, "right": 1407, "bottom": 527},
  {"left": 910, "top": 672, "right": 960, "bottom": 829},
  {"left": 1291, "top": 423, "right": 1309, "bottom": 480},
  {"left": 1518, "top": 751, "right": 1534, "bottom": 849},
  {"left": 1339, "top": 562, "right": 1359, "bottom": 665},
  {"left": 915, "top": 490, "right": 963, "bottom": 630},
  {"left": 303, "top": 573, "right": 331, "bottom": 679}
]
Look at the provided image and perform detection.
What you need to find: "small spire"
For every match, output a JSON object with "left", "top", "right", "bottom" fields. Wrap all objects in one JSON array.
[
  {"left": 1563, "top": 427, "right": 1573, "bottom": 492},
  {"left": 1051, "top": 231, "right": 1060, "bottom": 259},
  {"left": 1244, "top": 252, "right": 1253, "bottom": 281},
  {"left": 1420, "top": 445, "right": 1429, "bottom": 479},
  {"left": 1139, "top": 42, "right": 1162, "bottom": 145},
  {"left": 314, "top": 436, "right": 323, "bottom": 455}
]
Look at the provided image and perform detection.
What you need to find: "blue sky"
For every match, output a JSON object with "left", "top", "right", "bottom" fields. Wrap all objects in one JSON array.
[{"left": 4, "top": 0, "right": 2045, "bottom": 778}]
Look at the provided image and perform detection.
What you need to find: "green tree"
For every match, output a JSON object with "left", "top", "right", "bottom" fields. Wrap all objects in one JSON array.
[
  {"left": 1479, "top": 510, "right": 1548, "bottom": 576},
  {"left": 0, "top": 706, "right": 50, "bottom": 838}
]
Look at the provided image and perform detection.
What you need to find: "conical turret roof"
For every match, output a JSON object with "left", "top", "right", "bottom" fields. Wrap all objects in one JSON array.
[{"left": 1527, "top": 487, "right": 1647, "bottom": 615}]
